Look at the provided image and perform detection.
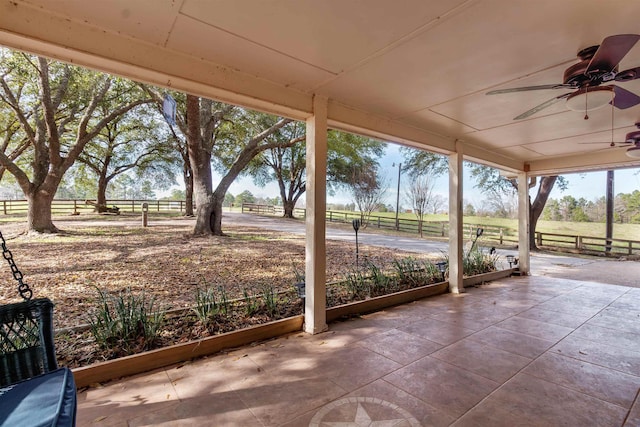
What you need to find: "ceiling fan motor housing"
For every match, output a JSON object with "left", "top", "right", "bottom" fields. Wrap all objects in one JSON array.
[{"left": 626, "top": 129, "right": 640, "bottom": 143}]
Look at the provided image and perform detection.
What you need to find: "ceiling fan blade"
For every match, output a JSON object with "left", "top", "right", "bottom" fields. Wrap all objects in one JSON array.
[
  {"left": 577, "top": 141, "right": 630, "bottom": 145},
  {"left": 486, "top": 84, "right": 572, "bottom": 95},
  {"left": 611, "top": 85, "right": 640, "bottom": 109},
  {"left": 587, "top": 34, "right": 640, "bottom": 75},
  {"left": 513, "top": 93, "right": 571, "bottom": 120},
  {"left": 616, "top": 66, "right": 640, "bottom": 82}
]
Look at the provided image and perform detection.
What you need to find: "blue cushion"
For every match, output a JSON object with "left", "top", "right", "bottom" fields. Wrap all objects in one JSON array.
[{"left": 0, "top": 367, "right": 76, "bottom": 426}]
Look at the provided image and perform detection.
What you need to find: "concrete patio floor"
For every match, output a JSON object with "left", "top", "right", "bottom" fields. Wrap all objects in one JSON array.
[{"left": 77, "top": 276, "right": 640, "bottom": 426}]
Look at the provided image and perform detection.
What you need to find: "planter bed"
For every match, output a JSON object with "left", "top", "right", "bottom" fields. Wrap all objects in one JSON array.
[{"left": 71, "top": 269, "right": 514, "bottom": 388}]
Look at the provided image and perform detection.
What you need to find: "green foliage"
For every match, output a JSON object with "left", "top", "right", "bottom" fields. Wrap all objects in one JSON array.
[
  {"left": 246, "top": 126, "right": 385, "bottom": 219},
  {"left": 87, "top": 287, "right": 165, "bottom": 353},
  {"left": 235, "top": 190, "right": 255, "bottom": 205},
  {"left": 223, "top": 192, "right": 235, "bottom": 207},
  {"left": 193, "top": 286, "right": 220, "bottom": 322},
  {"left": 292, "top": 263, "right": 305, "bottom": 283},
  {"left": 243, "top": 287, "right": 260, "bottom": 317},
  {"left": 167, "top": 189, "right": 186, "bottom": 200},
  {"left": 343, "top": 270, "right": 370, "bottom": 299},
  {"left": 392, "top": 257, "right": 438, "bottom": 287},
  {"left": 260, "top": 284, "right": 279, "bottom": 316},
  {"left": 366, "top": 260, "right": 394, "bottom": 296}
]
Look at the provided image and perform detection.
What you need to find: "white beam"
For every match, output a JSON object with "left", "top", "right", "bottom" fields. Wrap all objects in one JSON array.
[
  {"left": 528, "top": 149, "right": 640, "bottom": 176},
  {"left": 304, "top": 95, "right": 328, "bottom": 334},
  {"left": 0, "top": 1, "right": 312, "bottom": 121},
  {"left": 518, "top": 172, "right": 530, "bottom": 275},
  {"left": 328, "top": 101, "right": 455, "bottom": 154},
  {"left": 448, "top": 141, "right": 464, "bottom": 293}
]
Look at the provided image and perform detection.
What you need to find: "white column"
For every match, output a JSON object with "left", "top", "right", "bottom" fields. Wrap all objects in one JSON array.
[
  {"left": 517, "top": 172, "right": 530, "bottom": 275},
  {"left": 448, "top": 141, "right": 464, "bottom": 293},
  {"left": 304, "top": 95, "right": 328, "bottom": 334}
]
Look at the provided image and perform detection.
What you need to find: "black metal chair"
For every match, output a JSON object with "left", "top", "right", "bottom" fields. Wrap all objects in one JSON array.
[{"left": 0, "top": 297, "right": 58, "bottom": 387}]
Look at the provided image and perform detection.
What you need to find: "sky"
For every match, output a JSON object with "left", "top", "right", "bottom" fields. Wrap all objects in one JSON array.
[{"left": 217, "top": 142, "right": 640, "bottom": 210}]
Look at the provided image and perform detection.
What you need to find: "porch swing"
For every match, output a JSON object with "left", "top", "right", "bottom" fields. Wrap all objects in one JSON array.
[{"left": 0, "top": 230, "right": 77, "bottom": 427}]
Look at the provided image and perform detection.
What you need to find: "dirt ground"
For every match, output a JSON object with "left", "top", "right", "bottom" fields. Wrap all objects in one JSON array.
[{"left": 0, "top": 214, "right": 430, "bottom": 329}]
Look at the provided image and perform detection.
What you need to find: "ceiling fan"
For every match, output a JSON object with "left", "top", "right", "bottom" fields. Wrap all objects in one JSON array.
[
  {"left": 579, "top": 122, "right": 640, "bottom": 158},
  {"left": 487, "top": 34, "right": 640, "bottom": 120}
]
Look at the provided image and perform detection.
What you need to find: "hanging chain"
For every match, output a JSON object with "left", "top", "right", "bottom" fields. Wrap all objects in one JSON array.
[{"left": 0, "top": 230, "right": 32, "bottom": 301}]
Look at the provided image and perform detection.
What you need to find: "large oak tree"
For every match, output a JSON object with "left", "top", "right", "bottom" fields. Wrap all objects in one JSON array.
[
  {"left": 0, "top": 51, "right": 151, "bottom": 232},
  {"left": 247, "top": 127, "right": 384, "bottom": 218}
]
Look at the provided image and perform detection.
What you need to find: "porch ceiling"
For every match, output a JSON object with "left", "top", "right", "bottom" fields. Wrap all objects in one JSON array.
[{"left": 1, "top": 0, "right": 640, "bottom": 174}]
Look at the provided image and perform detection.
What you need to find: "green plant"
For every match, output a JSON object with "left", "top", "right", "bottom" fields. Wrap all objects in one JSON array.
[
  {"left": 393, "top": 257, "right": 438, "bottom": 287},
  {"left": 193, "top": 286, "right": 219, "bottom": 321},
  {"left": 343, "top": 270, "right": 369, "bottom": 299},
  {"left": 292, "top": 263, "right": 305, "bottom": 283},
  {"left": 366, "top": 260, "right": 394, "bottom": 296},
  {"left": 463, "top": 247, "right": 499, "bottom": 276},
  {"left": 243, "top": 287, "right": 260, "bottom": 317},
  {"left": 260, "top": 284, "right": 279, "bottom": 317},
  {"left": 87, "top": 287, "right": 165, "bottom": 353},
  {"left": 218, "top": 286, "right": 230, "bottom": 315}
]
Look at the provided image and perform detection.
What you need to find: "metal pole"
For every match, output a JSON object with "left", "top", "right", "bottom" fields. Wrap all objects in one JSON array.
[
  {"left": 605, "top": 170, "right": 614, "bottom": 253},
  {"left": 395, "top": 163, "right": 401, "bottom": 230}
]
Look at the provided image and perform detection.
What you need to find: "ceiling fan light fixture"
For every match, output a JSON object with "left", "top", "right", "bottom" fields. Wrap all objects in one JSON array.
[
  {"left": 626, "top": 146, "right": 640, "bottom": 158},
  {"left": 565, "top": 86, "right": 615, "bottom": 112}
]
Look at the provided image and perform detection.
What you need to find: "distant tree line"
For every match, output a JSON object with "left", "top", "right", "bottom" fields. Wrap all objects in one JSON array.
[{"left": 542, "top": 191, "right": 640, "bottom": 223}]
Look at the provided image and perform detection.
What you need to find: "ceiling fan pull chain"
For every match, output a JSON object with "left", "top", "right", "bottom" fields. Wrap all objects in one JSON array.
[
  {"left": 611, "top": 102, "right": 615, "bottom": 146},
  {"left": 584, "top": 87, "right": 589, "bottom": 120}
]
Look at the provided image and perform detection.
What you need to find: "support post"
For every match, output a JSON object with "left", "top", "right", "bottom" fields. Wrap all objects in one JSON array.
[
  {"left": 304, "top": 95, "right": 328, "bottom": 334},
  {"left": 605, "top": 170, "right": 614, "bottom": 253},
  {"left": 518, "top": 172, "right": 530, "bottom": 275},
  {"left": 448, "top": 142, "right": 464, "bottom": 293}
]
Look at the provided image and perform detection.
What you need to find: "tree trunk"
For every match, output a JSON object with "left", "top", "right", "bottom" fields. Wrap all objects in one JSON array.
[
  {"left": 209, "top": 191, "right": 225, "bottom": 235},
  {"left": 186, "top": 95, "right": 214, "bottom": 235},
  {"left": 184, "top": 165, "right": 194, "bottom": 217},
  {"left": 26, "top": 190, "right": 57, "bottom": 233},
  {"left": 96, "top": 173, "right": 108, "bottom": 207},
  {"left": 529, "top": 176, "right": 558, "bottom": 250},
  {"left": 282, "top": 199, "right": 295, "bottom": 218}
]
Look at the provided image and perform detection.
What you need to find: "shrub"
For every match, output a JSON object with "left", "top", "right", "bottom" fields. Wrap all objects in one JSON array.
[
  {"left": 393, "top": 257, "right": 439, "bottom": 287},
  {"left": 243, "top": 287, "right": 260, "bottom": 317},
  {"left": 260, "top": 284, "right": 279, "bottom": 317},
  {"left": 88, "top": 287, "right": 165, "bottom": 354}
]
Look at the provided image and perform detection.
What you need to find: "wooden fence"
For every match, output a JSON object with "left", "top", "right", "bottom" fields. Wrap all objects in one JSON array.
[
  {"left": 534, "top": 232, "right": 640, "bottom": 256},
  {"left": 0, "top": 199, "right": 187, "bottom": 215},
  {"left": 4, "top": 199, "right": 639, "bottom": 256},
  {"left": 241, "top": 203, "right": 306, "bottom": 217}
]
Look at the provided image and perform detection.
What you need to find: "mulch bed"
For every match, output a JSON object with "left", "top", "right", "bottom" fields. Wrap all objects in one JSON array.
[{"left": 0, "top": 215, "right": 434, "bottom": 368}]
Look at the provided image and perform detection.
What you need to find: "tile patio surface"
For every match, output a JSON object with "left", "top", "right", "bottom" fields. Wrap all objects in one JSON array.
[{"left": 77, "top": 276, "right": 640, "bottom": 426}]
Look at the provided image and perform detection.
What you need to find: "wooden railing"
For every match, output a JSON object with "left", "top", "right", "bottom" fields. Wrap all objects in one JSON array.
[
  {"left": 0, "top": 199, "right": 187, "bottom": 215},
  {"left": 241, "top": 203, "right": 306, "bottom": 217},
  {"left": 325, "top": 210, "right": 519, "bottom": 245}
]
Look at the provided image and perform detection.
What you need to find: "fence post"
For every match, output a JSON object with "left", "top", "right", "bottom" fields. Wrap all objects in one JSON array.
[
  {"left": 377, "top": 217, "right": 381, "bottom": 228},
  {"left": 499, "top": 228, "right": 504, "bottom": 245},
  {"left": 629, "top": 241, "right": 633, "bottom": 256},
  {"left": 3, "top": 200, "right": 6, "bottom": 215},
  {"left": 157, "top": 200, "right": 160, "bottom": 212},
  {"left": 131, "top": 200, "right": 135, "bottom": 213},
  {"left": 577, "top": 236, "right": 582, "bottom": 250},
  {"left": 441, "top": 223, "right": 445, "bottom": 237},
  {"left": 536, "top": 232, "right": 542, "bottom": 247}
]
